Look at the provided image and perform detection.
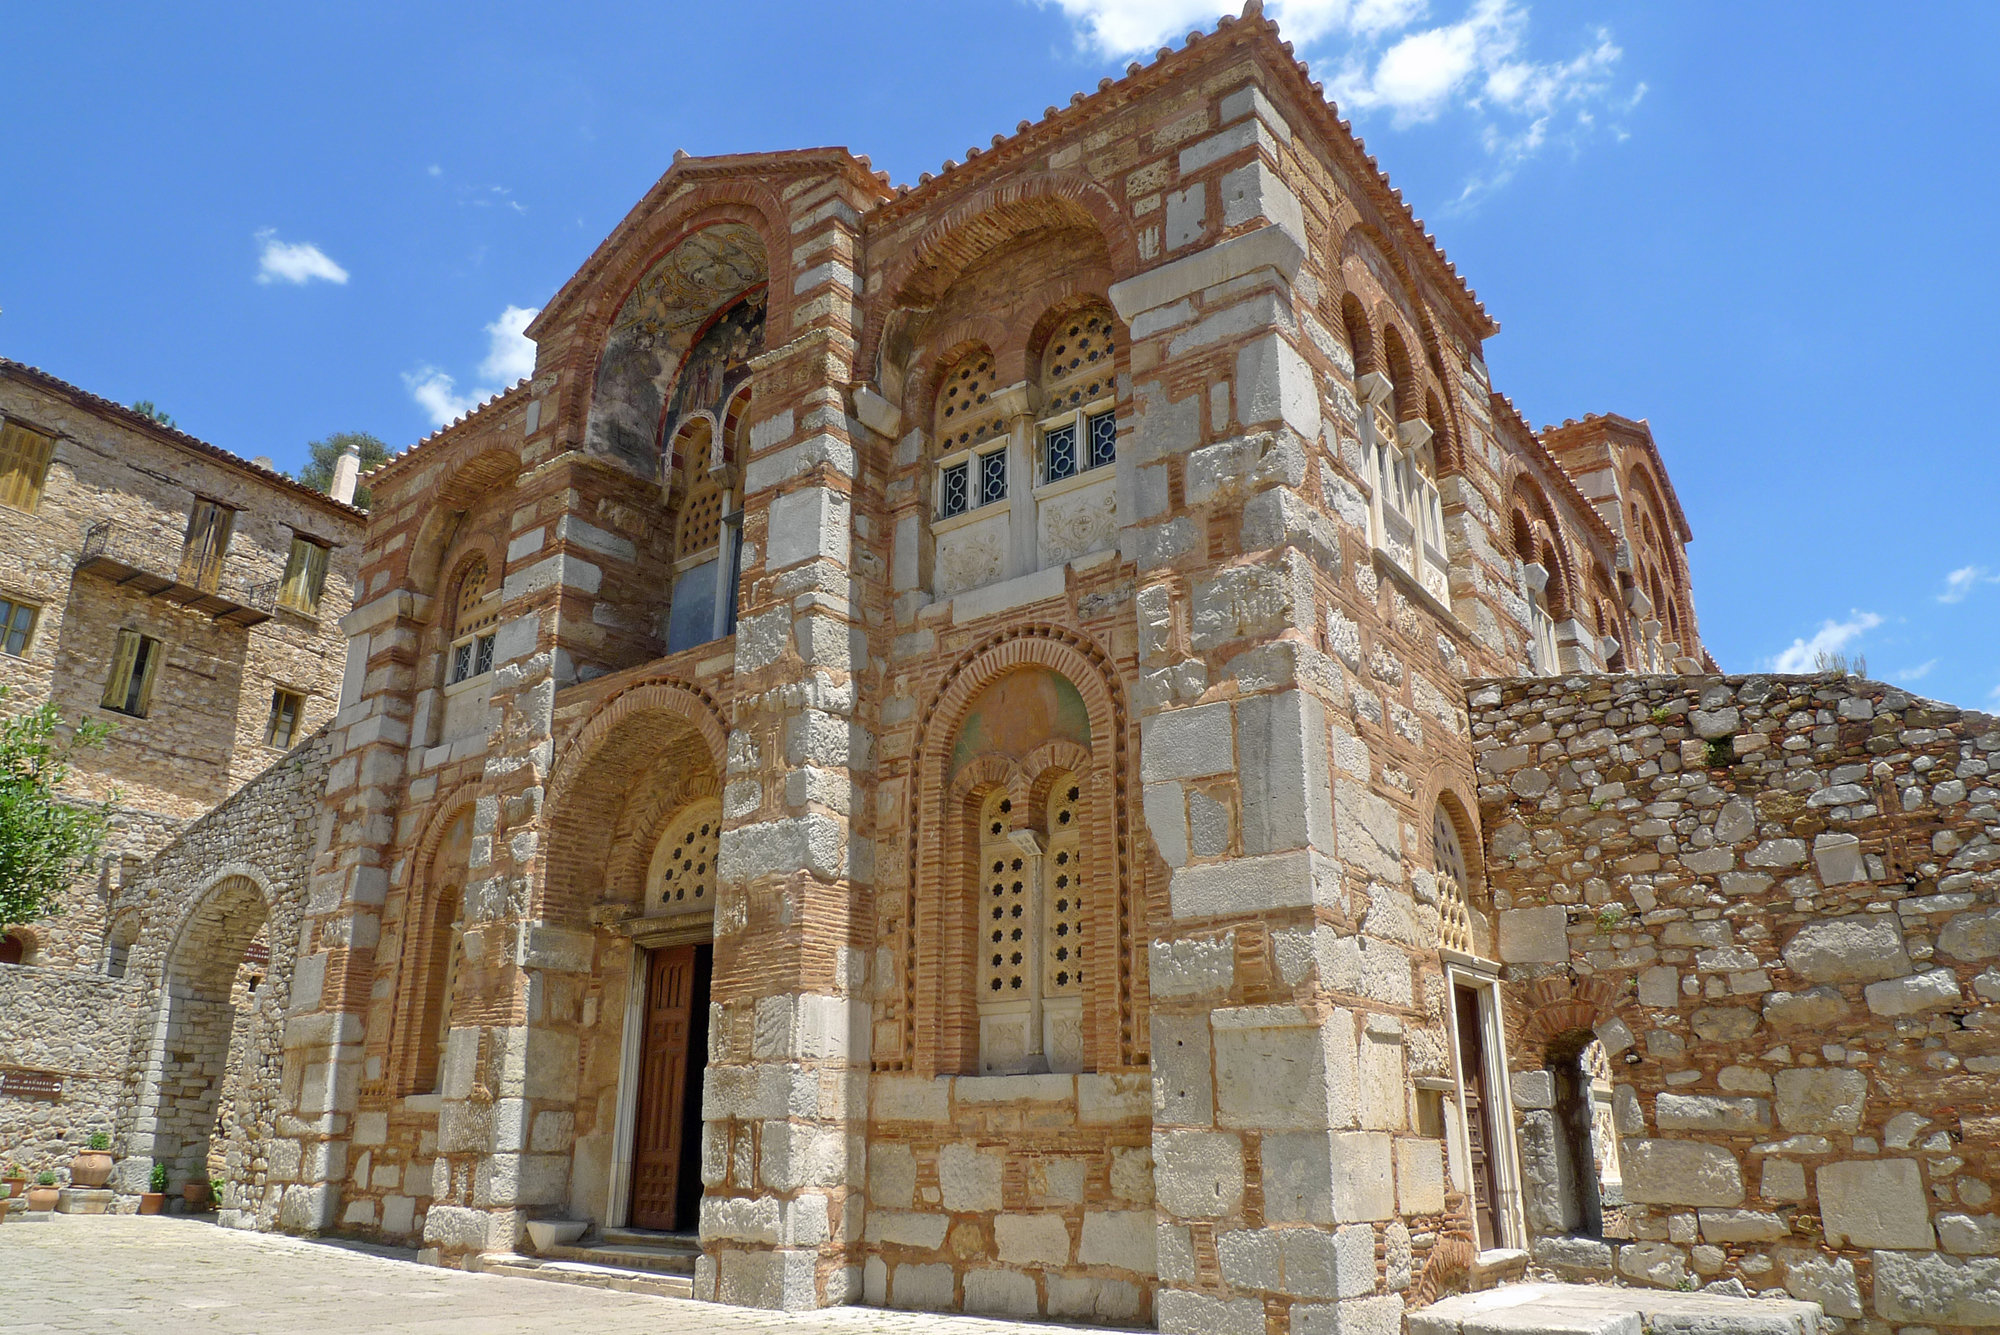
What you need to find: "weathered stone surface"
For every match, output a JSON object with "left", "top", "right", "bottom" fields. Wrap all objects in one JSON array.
[
  {"left": 1773, "top": 1068, "right": 1867, "bottom": 1134},
  {"left": 1872, "top": 1248, "right": 2000, "bottom": 1325},
  {"left": 1622, "top": 1140, "right": 1745, "bottom": 1207},
  {"left": 1864, "top": 966, "right": 1963, "bottom": 1015},
  {"left": 1817, "top": 1158, "right": 1934, "bottom": 1249},
  {"left": 1780, "top": 915, "right": 1911, "bottom": 984}
]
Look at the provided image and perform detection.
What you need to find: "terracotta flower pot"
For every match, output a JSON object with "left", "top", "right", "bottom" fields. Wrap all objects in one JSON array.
[
  {"left": 182, "top": 1180, "right": 211, "bottom": 1210},
  {"left": 138, "top": 1192, "right": 165, "bottom": 1215},
  {"left": 2, "top": 1177, "right": 24, "bottom": 1202},
  {"left": 26, "top": 1186, "right": 59, "bottom": 1211},
  {"left": 69, "top": 1150, "right": 114, "bottom": 1189}
]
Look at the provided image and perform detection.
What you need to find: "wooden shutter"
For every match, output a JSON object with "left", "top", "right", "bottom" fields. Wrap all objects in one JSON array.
[
  {"left": 0, "top": 422, "right": 55, "bottom": 511},
  {"left": 101, "top": 630, "right": 140, "bottom": 709},
  {"left": 131, "top": 636, "right": 161, "bottom": 714},
  {"left": 279, "top": 537, "right": 328, "bottom": 612}
]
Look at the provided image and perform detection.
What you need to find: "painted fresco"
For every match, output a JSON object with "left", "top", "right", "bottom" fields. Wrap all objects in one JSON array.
[
  {"left": 663, "top": 288, "right": 766, "bottom": 437},
  {"left": 949, "top": 667, "right": 1092, "bottom": 776}
]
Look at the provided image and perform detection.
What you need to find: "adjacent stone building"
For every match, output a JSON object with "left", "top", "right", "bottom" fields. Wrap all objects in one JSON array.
[
  {"left": 20, "top": 6, "right": 1998, "bottom": 1334},
  {"left": 0, "top": 358, "right": 362, "bottom": 1173}
]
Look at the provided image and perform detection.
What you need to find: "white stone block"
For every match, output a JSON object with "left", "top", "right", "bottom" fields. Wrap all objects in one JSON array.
[{"left": 1818, "top": 1157, "right": 1935, "bottom": 1249}]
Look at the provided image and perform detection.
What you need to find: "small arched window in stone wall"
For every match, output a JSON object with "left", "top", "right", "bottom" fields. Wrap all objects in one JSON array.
[
  {"left": 0, "top": 931, "right": 28, "bottom": 966},
  {"left": 104, "top": 914, "right": 140, "bottom": 978},
  {"left": 664, "top": 389, "right": 745, "bottom": 653},
  {"left": 646, "top": 798, "right": 721, "bottom": 917},
  {"left": 1433, "top": 801, "right": 1474, "bottom": 954},
  {"left": 445, "top": 556, "right": 497, "bottom": 686},
  {"left": 393, "top": 809, "right": 472, "bottom": 1096},
  {"left": 933, "top": 349, "right": 1008, "bottom": 520},
  {"left": 1036, "top": 306, "right": 1118, "bottom": 487}
]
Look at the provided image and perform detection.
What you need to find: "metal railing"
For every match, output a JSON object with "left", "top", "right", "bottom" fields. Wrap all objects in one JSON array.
[{"left": 76, "top": 520, "right": 279, "bottom": 621}]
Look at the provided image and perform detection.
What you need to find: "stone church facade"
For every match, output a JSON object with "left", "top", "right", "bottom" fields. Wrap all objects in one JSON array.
[{"left": 34, "top": 7, "right": 1996, "bottom": 1333}]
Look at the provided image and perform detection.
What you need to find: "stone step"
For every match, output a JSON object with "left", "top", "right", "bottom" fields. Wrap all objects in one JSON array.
[
  {"left": 544, "top": 1241, "right": 699, "bottom": 1275},
  {"left": 1410, "top": 1281, "right": 1823, "bottom": 1335},
  {"left": 469, "top": 1251, "right": 695, "bottom": 1301}
]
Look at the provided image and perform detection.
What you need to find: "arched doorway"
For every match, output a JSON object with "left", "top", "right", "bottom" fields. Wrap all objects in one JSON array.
[
  {"left": 542, "top": 681, "right": 726, "bottom": 1234},
  {"left": 138, "top": 875, "right": 274, "bottom": 1204}
]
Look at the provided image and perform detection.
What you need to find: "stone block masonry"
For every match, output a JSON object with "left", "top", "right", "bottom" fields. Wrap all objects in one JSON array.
[{"left": 1475, "top": 671, "right": 2000, "bottom": 1332}]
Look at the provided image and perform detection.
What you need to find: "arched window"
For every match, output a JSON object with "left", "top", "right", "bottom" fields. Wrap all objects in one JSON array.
[
  {"left": 1035, "top": 307, "right": 1117, "bottom": 486},
  {"left": 932, "top": 349, "right": 1007, "bottom": 520},
  {"left": 1433, "top": 800, "right": 1474, "bottom": 955},
  {"left": 445, "top": 556, "right": 496, "bottom": 686},
  {"left": 105, "top": 915, "right": 139, "bottom": 978},
  {"left": 974, "top": 774, "right": 1089, "bottom": 1076},
  {"left": 395, "top": 809, "right": 471, "bottom": 1095},
  {"left": 0, "top": 932, "right": 27, "bottom": 966}
]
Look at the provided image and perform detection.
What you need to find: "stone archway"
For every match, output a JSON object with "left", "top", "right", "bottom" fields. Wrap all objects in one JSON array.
[{"left": 132, "top": 874, "right": 275, "bottom": 1209}]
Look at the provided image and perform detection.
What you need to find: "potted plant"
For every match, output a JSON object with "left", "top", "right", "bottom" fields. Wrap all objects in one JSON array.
[
  {"left": 210, "top": 1176, "right": 226, "bottom": 1211},
  {"left": 26, "top": 1171, "right": 59, "bottom": 1211},
  {"left": 69, "top": 1132, "right": 113, "bottom": 1188},
  {"left": 181, "top": 1175, "right": 211, "bottom": 1210},
  {"left": 1, "top": 1163, "right": 23, "bottom": 1204},
  {"left": 139, "top": 1163, "right": 167, "bottom": 1215},
  {"left": 0, "top": 1182, "right": 10, "bottom": 1223}
]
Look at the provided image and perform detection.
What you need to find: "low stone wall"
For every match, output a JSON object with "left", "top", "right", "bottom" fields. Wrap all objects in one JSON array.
[
  {"left": 0, "top": 963, "right": 137, "bottom": 1177},
  {"left": 1472, "top": 672, "right": 2000, "bottom": 1331}
]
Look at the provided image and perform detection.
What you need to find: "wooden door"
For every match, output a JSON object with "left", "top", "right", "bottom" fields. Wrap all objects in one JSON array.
[
  {"left": 630, "top": 946, "right": 696, "bottom": 1230},
  {"left": 1455, "top": 984, "right": 1502, "bottom": 1251}
]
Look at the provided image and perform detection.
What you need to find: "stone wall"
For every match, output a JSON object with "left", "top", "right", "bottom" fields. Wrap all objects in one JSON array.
[
  {"left": 107, "top": 729, "right": 331, "bottom": 1226},
  {"left": 1474, "top": 672, "right": 2000, "bottom": 1331},
  {"left": 0, "top": 962, "right": 137, "bottom": 1177}
]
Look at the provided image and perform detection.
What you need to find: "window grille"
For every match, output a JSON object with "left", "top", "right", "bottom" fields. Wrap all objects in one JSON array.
[
  {"left": 939, "top": 460, "right": 970, "bottom": 519},
  {"left": 1045, "top": 420, "right": 1078, "bottom": 483}
]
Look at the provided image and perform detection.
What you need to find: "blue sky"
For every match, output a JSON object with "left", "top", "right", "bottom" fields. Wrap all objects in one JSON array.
[{"left": 3, "top": 3, "right": 1995, "bottom": 707}]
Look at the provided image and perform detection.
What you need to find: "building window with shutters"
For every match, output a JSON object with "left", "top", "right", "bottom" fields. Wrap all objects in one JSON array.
[
  {"left": 265, "top": 688, "right": 305, "bottom": 749},
  {"left": 179, "top": 498, "right": 236, "bottom": 592},
  {"left": 0, "top": 420, "right": 56, "bottom": 513},
  {"left": 101, "top": 629, "right": 162, "bottom": 717},
  {"left": 0, "top": 596, "right": 38, "bottom": 657},
  {"left": 277, "top": 535, "right": 331, "bottom": 614}
]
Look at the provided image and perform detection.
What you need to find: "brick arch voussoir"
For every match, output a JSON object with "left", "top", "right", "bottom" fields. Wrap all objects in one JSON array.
[
  {"left": 865, "top": 172, "right": 1134, "bottom": 374},
  {"left": 1518, "top": 974, "right": 1624, "bottom": 1052},
  {"left": 554, "top": 190, "right": 792, "bottom": 448},
  {"left": 166, "top": 871, "right": 274, "bottom": 998},
  {"left": 547, "top": 677, "right": 728, "bottom": 816}
]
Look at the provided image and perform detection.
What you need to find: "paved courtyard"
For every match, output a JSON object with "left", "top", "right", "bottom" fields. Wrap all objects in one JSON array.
[{"left": 0, "top": 1215, "right": 1124, "bottom": 1335}]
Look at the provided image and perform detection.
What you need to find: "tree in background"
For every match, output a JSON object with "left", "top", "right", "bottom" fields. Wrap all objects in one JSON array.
[
  {"left": 295, "top": 431, "right": 388, "bottom": 509},
  {"left": 0, "top": 692, "right": 113, "bottom": 929},
  {"left": 130, "top": 400, "right": 174, "bottom": 428}
]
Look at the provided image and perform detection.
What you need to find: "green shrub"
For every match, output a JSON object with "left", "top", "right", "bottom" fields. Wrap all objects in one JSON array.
[
  {"left": 150, "top": 1163, "right": 168, "bottom": 1193},
  {"left": 36, "top": 1170, "right": 56, "bottom": 1186},
  {"left": 87, "top": 1132, "right": 110, "bottom": 1151}
]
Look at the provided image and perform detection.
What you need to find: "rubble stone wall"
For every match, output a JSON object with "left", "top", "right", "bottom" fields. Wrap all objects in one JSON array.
[
  {"left": 1474, "top": 671, "right": 2000, "bottom": 1331},
  {"left": 0, "top": 963, "right": 136, "bottom": 1176}
]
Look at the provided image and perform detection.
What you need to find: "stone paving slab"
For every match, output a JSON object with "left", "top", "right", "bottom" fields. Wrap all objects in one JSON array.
[
  {"left": 0, "top": 1216, "right": 1134, "bottom": 1334},
  {"left": 1409, "top": 1282, "right": 1825, "bottom": 1335}
]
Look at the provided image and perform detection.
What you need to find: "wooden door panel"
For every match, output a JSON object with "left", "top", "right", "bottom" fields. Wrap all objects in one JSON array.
[
  {"left": 1456, "top": 985, "right": 1502, "bottom": 1251},
  {"left": 631, "top": 946, "right": 695, "bottom": 1231}
]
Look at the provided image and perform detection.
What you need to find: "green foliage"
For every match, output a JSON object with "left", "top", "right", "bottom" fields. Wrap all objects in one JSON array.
[
  {"left": 0, "top": 691, "right": 115, "bottom": 928},
  {"left": 36, "top": 1170, "right": 56, "bottom": 1186},
  {"left": 129, "top": 400, "right": 175, "bottom": 428},
  {"left": 87, "top": 1132, "right": 110, "bottom": 1151},
  {"left": 1649, "top": 705, "right": 1670, "bottom": 723},
  {"left": 210, "top": 1176, "right": 225, "bottom": 1203},
  {"left": 294, "top": 432, "right": 388, "bottom": 509},
  {"left": 150, "top": 1162, "right": 168, "bottom": 1193},
  {"left": 1704, "top": 737, "right": 1736, "bottom": 769}
]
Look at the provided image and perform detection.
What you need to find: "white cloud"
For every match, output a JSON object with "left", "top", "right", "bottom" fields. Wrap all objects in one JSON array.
[
  {"left": 402, "top": 367, "right": 479, "bottom": 428},
  {"left": 1039, "top": 0, "right": 1639, "bottom": 205},
  {"left": 479, "top": 306, "right": 540, "bottom": 383},
  {"left": 1939, "top": 565, "right": 1997, "bottom": 604},
  {"left": 1894, "top": 659, "right": 1937, "bottom": 683},
  {"left": 1768, "top": 611, "right": 1882, "bottom": 674},
  {"left": 254, "top": 229, "right": 348, "bottom": 286},
  {"left": 404, "top": 304, "right": 542, "bottom": 428}
]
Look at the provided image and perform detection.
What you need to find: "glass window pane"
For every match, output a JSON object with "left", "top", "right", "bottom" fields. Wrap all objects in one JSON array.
[
  {"left": 473, "top": 634, "right": 495, "bottom": 676},
  {"left": 451, "top": 641, "right": 472, "bottom": 683},
  {"left": 979, "top": 449, "right": 1007, "bottom": 505},
  {"left": 939, "top": 461, "right": 969, "bottom": 518},
  {"left": 1045, "top": 421, "right": 1077, "bottom": 482},
  {"left": 1088, "top": 410, "right": 1117, "bottom": 469},
  {"left": 666, "top": 559, "right": 719, "bottom": 653}
]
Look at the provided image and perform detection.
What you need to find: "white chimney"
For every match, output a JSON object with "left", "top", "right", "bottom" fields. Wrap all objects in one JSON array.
[{"left": 330, "top": 438, "right": 362, "bottom": 505}]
